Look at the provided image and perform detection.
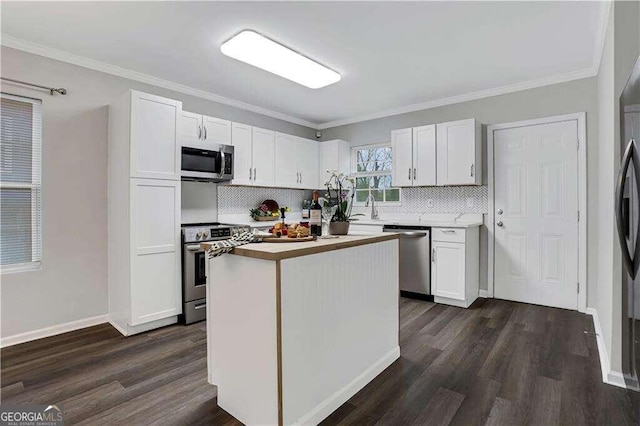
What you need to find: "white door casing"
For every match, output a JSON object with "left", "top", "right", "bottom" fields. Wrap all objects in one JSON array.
[{"left": 492, "top": 119, "right": 579, "bottom": 310}]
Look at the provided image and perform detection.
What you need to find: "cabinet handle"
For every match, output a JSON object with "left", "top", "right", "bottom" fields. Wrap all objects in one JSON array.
[
  {"left": 470, "top": 164, "right": 474, "bottom": 177},
  {"left": 254, "top": 168, "right": 257, "bottom": 180},
  {"left": 300, "top": 172, "right": 302, "bottom": 184},
  {"left": 198, "top": 125, "right": 202, "bottom": 139},
  {"left": 408, "top": 168, "right": 411, "bottom": 180},
  {"left": 413, "top": 168, "right": 416, "bottom": 180},
  {"left": 442, "top": 229, "right": 456, "bottom": 234},
  {"left": 432, "top": 248, "right": 436, "bottom": 262},
  {"left": 204, "top": 126, "right": 207, "bottom": 140},
  {"left": 249, "top": 168, "right": 252, "bottom": 180}
]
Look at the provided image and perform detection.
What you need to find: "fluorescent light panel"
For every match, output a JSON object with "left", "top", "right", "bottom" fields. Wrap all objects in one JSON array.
[{"left": 220, "top": 30, "right": 341, "bottom": 89}]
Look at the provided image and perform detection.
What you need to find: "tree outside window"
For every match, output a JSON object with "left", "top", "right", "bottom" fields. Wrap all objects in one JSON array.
[{"left": 353, "top": 144, "right": 400, "bottom": 204}]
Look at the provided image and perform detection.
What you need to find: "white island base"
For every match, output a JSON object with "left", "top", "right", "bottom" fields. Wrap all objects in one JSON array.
[{"left": 204, "top": 234, "right": 400, "bottom": 425}]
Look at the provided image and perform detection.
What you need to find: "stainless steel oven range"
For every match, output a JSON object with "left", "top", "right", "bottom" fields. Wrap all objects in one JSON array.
[{"left": 181, "top": 223, "right": 249, "bottom": 324}]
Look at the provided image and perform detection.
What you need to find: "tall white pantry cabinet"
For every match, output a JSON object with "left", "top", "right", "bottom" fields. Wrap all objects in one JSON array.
[{"left": 108, "top": 90, "right": 182, "bottom": 336}]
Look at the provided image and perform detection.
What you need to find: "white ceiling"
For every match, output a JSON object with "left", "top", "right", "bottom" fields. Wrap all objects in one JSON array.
[{"left": 1, "top": 2, "right": 607, "bottom": 128}]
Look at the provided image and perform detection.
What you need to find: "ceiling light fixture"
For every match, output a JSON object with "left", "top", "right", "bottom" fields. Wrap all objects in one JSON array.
[{"left": 220, "top": 30, "right": 341, "bottom": 89}]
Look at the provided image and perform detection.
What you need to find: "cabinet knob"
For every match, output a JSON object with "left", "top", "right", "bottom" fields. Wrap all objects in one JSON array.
[
  {"left": 497, "top": 208, "right": 503, "bottom": 215},
  {"left": 496, "top": 221, "right": 504, "bottom": 227}
]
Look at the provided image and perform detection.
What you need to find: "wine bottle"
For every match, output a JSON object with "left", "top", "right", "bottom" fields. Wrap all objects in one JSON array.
[{"left": 310, "top": 190, "right": 322, "bottom": 236}]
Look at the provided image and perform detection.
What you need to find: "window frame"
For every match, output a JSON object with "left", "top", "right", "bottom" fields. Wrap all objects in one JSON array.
[
  {"left": 351, "top": 142, "right": 401, "bottom": 206},
  {"left": 1, "top": 93, "right": 43, "bottom": 274}
]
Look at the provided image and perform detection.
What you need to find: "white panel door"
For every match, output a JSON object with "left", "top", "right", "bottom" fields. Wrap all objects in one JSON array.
[
  {"left": 412, "top": 125, "right": 437, "bottom": 186},
  {"left": 432, "top": 241, "right": 465, "bottom": 300},
  {"left": 177, "top": 111, "right": 203, "bottom": 148},
  {"left": 231, "top": 122, "right": 253, "bottom": 186},
  {"left": 436, "top": 118, "right": 478, "bottom": 185},
  {"left": 130, "top": 91, "right": 181, "bottom": 180},
  {"left": 202, "top": 115, "right": 232, "bottom": 145},
  {"left": 494, "top": 120, "right": 578, "bottom": 309},
  {"left": 275, "top": 132, "right": 299, "bottom": 188},
  {"left": 298, "top": 138, "right": 319, "bottom": 189},
  {"left": 251, "top": 127, "right": 276, "bottom": 187},
  {"left": 130, "top": 178, "right": 181, "bottom": 325},
  {"left": 391, "top": 128, "right": 413, "bottom": 187}
]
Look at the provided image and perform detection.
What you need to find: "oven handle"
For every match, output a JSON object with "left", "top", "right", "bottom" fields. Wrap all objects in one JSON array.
[
  {"left": 194, "top": 303, "right": 206, "bottom": 310},
  {"left": 186, "top": 244, "right": 203, "bottom": 252}
]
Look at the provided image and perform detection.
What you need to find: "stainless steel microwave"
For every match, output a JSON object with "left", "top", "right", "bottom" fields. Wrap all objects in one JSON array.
[{"left": 181, "top": 144, "right": 234, "bottom": 182}]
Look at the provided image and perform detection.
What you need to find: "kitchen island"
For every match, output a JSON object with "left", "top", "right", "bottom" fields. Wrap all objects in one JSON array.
[{"left": 202, "top": 234, "right": 400, "bottom": 426}]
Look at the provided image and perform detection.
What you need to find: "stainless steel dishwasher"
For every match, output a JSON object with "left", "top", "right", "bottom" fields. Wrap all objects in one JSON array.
[{"left": 383, "top": 224, "right": 432, "bottom": 300}]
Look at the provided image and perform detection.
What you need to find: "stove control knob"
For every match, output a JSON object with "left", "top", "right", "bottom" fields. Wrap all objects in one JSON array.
[
  {"left": 202, "top": 231, "right": 209, "bottom": 239},
  {"left": 196, "top": 231, "right": 202, "bottom": 239}
]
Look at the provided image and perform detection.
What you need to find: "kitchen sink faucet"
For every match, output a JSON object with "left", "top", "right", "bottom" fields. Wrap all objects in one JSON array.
[{"left": 365, "top": 194, "right": 379, "bottom": 220}]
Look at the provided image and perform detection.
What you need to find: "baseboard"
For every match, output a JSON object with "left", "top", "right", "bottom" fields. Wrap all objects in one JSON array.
[
  {"left": 109, "top": 315, "right": 178, "bottom": 337},
  {"left": 586, "top": 308, "right": 630, "bottom": 390},
  {"left": 293, "top": 346, "right": 400, "bottom": 426},
  {"left": 479, "top": 290, "right": 490, "bottom": 298},
  {"left": 0, "top": 314, "right": 109, "bottom": 348}
]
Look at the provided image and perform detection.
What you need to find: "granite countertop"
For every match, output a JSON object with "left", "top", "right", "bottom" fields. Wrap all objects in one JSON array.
[
  {"left": 201, "top": 233, "right": 400, "bottom": 261},
  {"left": 353, "top": 219, "right": 483, "bottom": 228},
  {"left": 218, "top": 213, "right": 484, "bottom": 229}
]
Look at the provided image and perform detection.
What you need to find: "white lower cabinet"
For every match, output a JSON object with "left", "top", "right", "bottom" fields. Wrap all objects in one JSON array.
[
  {"left": 130, "top": 179, "right": 181, "bottom": 326},
  {"left": 431, "top": 227, "right": 479, "bottom": 308}
]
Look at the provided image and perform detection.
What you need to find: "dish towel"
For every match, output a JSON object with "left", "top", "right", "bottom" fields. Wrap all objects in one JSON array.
[{"left": 206, "top": 230, "right": 263, "bottom": 258}]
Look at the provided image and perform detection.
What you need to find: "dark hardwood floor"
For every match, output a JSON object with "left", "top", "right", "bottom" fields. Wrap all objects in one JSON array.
[{"left": 1, "top": 298, "right": 638, "bottom": 425}]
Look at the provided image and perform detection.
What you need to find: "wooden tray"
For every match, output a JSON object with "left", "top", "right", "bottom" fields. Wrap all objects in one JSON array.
[
  {"left": 262, "top": 236, "right": 315, "bottom": 243},
  {"left": 252, "top": 216, "right": 280, "bottom": 222}
]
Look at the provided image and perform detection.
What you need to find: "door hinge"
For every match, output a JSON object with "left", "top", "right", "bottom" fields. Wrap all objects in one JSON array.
[
  {"left": 577, "top": 282, "right": 580, "bottom": 293},
  {"left": 577, "top": 210, "right": 580, "bottom": 222}
]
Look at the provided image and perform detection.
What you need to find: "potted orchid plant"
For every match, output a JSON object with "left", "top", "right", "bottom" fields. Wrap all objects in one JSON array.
[{"left": 323, "top": 170, "right": 362, "bottom": 235}]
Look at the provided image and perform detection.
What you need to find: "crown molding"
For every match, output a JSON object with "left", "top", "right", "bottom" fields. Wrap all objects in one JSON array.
[
  {"left": 0, "top": 34, "right": 320, "bottom": 129},
  {"left": 592, "top": 0, "right": 612, "bottom": 76},
  {"left": 317, "top": 66, "right": 597, "bottom": 129}
]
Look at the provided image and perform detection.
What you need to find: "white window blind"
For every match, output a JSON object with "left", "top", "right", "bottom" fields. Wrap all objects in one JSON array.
[{"left": 1, "top": 93, "right": 42, "bottom": 271}]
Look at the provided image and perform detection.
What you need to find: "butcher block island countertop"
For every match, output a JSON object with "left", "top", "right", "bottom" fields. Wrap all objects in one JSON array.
[
  {"left": 200, "top": 233, "right": 400, "bottom": 261},
  {"left": 204, "top": 233, "right": 400, "bottom": 426}
]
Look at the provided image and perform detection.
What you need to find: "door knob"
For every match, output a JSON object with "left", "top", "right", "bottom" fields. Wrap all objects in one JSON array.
[
  {"left": 497, "top": 209, "right": 503, "bottom": 215},
  {"left": 496, "top": 221, "right": 504, "bottom": 227}
]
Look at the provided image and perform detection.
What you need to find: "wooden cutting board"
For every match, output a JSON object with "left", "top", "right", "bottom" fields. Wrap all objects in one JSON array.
[{"left": 262, "top": 236, "right": 315, "bottom": 243}]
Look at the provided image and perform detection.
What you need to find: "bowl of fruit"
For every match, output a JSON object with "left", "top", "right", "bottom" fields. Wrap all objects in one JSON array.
[{"left": 250, "top": 200, "right": 289, "bottom": 221}]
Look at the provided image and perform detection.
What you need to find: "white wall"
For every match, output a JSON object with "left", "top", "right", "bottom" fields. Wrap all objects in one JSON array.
[
  {"left": 596, "top": 3, "right": 616, "bottom": 373},
  {"left": 321, "top": 77, "right": 599, "bottom": 296},
  {"left": 0, "top": 46, "right": 316, "bottom": 340}
]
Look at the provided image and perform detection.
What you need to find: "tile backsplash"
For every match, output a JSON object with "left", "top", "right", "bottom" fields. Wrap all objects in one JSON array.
[
  {"left": 217, "top": 186, "right": 312, "bottom": 214},
  {"left": 217, "top": 185, "right": 487, "bottom": 216},
  {"left": 351, "top": 186, "right": 488, "bottom": 215}
]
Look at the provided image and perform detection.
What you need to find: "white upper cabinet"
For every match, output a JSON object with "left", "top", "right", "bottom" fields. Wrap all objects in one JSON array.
[
  {"left": 319, "top": 139, "right": 350, "bottom": 187},
  {"left": 251, "top": 127, "right": 276, "bottom": 187},
  {"left": 274, "top": 134, "right": 319, "bottom": 189},
  {"left": 275, "top": 132, "right": 299, "bottom": 187},
  {"left": 177, "top": 111, "right": 203, "bottom": 147},
  {"left": 436, "top": 118, "right": 481, "bottom": 185},
  {"left": 391, "top": 128, "right": 414, "bottom": 187},
  {"left": 130, "top": 91, "right": 181, "bottom": 180},
  {"left": 202, "top": 116, "right": 232, "bottom": 144},
  {"left": 178, "top": 111, "right": 231, "bottom": 148},
  {"left": 297, "top": 138, "right": 319, "bottom": 189},
  {"left": 391, "top": 125, "right": 435, "bottom": 187},
  {"left": 413, "top": 125, "right": 437, "bottom": 186},
  {"left": 231, "top": 122, "right": 253, "bottom": 186}
]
